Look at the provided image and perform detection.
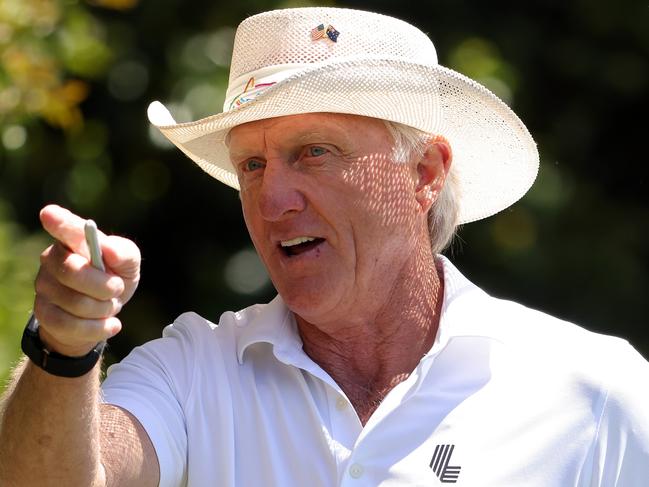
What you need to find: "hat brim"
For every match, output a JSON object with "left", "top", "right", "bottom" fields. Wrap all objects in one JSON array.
[{"left": 149, "top": 58, "right": 538, "bottom": 224}]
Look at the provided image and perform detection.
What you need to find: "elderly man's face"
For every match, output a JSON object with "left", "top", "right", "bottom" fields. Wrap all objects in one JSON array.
[{"left": 229, "top": 113, "right": 432, "bottom": 325}]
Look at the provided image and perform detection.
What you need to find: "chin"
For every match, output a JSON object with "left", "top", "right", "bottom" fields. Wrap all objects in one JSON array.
[{"left": 275, "top": 280, "right": 338, "bottom": 323}]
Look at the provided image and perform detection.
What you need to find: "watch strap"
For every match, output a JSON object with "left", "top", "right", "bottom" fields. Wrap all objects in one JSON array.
[{"left": 21, "top": 314, "right": 105, "bottom": 378}]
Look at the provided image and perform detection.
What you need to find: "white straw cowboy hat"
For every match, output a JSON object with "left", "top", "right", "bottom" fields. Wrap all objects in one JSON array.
[{"left": 147, "top": 7, "right": 539, "bottom": 224}]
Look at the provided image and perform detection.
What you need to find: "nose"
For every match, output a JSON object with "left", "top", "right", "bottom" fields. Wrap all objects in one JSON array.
[{"left": 257, "top": 158, "right": 306, "bottom": 221}]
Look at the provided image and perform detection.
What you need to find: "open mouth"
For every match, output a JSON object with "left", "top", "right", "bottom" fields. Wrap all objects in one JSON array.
[{"left": 279, "top": 236, "right": 325, "bottom": 256}]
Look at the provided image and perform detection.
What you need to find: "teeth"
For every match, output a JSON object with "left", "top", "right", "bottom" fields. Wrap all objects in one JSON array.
[{"left": 280, "top": 236, "right": 316, "bottom": 247}]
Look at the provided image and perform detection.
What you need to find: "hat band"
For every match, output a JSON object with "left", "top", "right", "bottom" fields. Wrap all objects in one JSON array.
[{"left": 223, "top": 64, "right": 311, "bottom": 112}]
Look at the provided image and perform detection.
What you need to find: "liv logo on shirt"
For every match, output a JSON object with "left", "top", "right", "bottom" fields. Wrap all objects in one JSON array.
[{"left": 429, "top": 444, "right": 462, "bottom": 483}]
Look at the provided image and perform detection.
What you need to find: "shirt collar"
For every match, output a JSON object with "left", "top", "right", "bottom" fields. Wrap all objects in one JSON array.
[
  {"left": 236, "top": 255, "right": 492, "bottom": 365},
  {"left": 427, "top": 255, "right": 493, "bottom": 357},
  {"left": 236, "top": 294, "right": 302, "bottom": 365}
]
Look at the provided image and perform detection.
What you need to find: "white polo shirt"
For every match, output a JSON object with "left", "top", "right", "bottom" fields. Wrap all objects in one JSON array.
[{"left": 101, "top": 257, "right": 649, "bottom": 486}]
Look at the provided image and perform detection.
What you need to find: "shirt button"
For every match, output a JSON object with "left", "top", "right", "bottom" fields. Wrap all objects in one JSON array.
[
  {"left": 336, "top": 397, "right": 348, "bottom": 410},
  {"left": 349, "top": 463, "right": 364, "bottom": 478}
]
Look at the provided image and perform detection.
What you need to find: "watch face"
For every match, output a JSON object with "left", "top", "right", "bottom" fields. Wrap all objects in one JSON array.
[{"left": 27, "top": 313, "right": 40, "bottom": 332}]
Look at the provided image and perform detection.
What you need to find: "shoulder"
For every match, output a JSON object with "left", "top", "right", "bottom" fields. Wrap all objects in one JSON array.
[
  {"left": 472, "top": 294, "right": 619, "bottom": 351},
  {"left": 439, "top": 256, "right": 599, "bottom": 354},
  {"left": 440, "top": 257, "right": 636, "bottom": 371},
  {"left": 160, "top": 299, "right": 276, "bottom": 352},
  {"left": 477, "top": 295, "right": 641, "bottom": 370},
  {"left": 127, "top": 295, "right": 293, "bottom": 378},
  {"left": 479, "top": 299, "right": 649, "bottom": 456},
  {"left": 106, "top": 298, "right": 281, "bottom": 381},
  {"left": 441, "top": 257, "right": 648, "bottom": 407},
  {"left": 166, "top": 301, "right": 268, "bottom": 337},
  {"left": 458, "top": 290, "right": 646, "bottom": 380},
  {"left": 103, "top": 298, "right": 286, "bottom": 410}
]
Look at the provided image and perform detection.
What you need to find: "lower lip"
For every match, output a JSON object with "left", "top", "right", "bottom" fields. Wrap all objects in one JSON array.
[{"left": 279, "top": 240, "right": 326, "bottom": 265}]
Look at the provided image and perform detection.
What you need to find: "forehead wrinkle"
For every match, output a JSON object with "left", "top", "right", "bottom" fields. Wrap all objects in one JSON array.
[
  {"left": 229, "top": 114, "right": 366, "bottom": 160},
  {"left": 274, "top": 119, "right": 351, "bottom": 145},
  {"left": 229, "top": 129, "right": 267, "bottom": 162},
  {"left": 293, "top": 130, "right": 337, "bottom": 145}
]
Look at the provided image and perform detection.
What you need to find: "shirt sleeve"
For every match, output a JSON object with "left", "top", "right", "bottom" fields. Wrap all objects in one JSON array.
[
  {"left": 588, "top": 341, "right": 649, "bottom": 486},
  {"left": 101, "top": 318, "right": 198, "bottom": 487}
]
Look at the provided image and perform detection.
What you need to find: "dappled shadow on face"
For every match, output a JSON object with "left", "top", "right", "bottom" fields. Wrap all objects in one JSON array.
[
  {"left": 312, "top": 129, "right": 445, "bottom": 415},
  {"left": 233, "top": 112, "right": 447, "bottom": 400},
  {"left": 340, "top": 150, "right": 418, "bottom": 231}
]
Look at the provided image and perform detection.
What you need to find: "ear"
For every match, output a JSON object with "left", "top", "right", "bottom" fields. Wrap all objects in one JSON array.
[{"left": 415, "top": 135, "right": 453, "bottom": 213}]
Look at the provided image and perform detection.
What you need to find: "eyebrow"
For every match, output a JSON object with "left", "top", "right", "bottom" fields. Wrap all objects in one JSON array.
[{"left": 294, "top": 131, "right": 334, "bottom": 144}]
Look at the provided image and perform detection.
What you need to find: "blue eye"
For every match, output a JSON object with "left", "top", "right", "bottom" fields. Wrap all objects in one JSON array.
[
  {"left": 308, "top": 146, "right": 327, "bottom": 157},
  {"left": 244, "top": 159, "right": 265, "bottom": 172}
]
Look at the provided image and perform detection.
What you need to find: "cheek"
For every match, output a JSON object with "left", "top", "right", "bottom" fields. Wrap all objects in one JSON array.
[
  {"left": 341, "top": 157, "right": 418, "bottom": 230},
  {"left": 241, "top": 195, "right": 265, "bottom": 246}
]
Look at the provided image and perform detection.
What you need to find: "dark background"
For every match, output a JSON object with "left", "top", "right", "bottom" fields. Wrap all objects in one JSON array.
[{"left": 1, "top": 0, "right": 647, "bottom": 384}]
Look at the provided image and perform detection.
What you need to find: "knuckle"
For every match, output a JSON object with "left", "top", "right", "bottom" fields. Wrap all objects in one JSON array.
[
  {"left": 94, "top": 286, "right": 113, "bottom": 302},
  {"left": 97, "top": 275, "right": 124, "bottom": 301},
  {"left": 61, "top": 251, "right": 85, "bottom": 274},
  {"left": 55, "top": 256, "right": 98, "bottom": 297},
  {"left": 39, "top": 245, "right": 53, "bottom": 264},
  {"left": 46, "top": 242, "right": 69, "bottom": 267},
  {"left": 80, "top": 319, "right": 108, "bottom": 342},
  {"left": 68, "top": 293, "right": 93, "bottom": 317},
  {"left": 44, "top": 249, "right": 75, "bottom": 285},
  {"left": 75, "top": 271, "right": 97, "bottom": 296},
  {"left": 59, "top": 291, "right": 110, "bottom": 320},
  {"left": 80, "top": 295, "right": 114, "bottom": 319},
  {"left": 106, "top": 276, "right": 125, "bottom": 299}
]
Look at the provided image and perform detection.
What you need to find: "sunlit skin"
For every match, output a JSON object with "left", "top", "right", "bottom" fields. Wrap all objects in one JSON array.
[{"left": 229, "top": 113, "right": 452, "bottom": 423}]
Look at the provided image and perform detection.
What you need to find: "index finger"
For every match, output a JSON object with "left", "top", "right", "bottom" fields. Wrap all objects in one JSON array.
[{"left": 39, "top": 204, "right": 104, "bottom": 256}]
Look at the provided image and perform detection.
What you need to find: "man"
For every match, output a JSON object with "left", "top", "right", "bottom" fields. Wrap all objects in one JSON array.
[{"left": 1, "top": 7, "right": 647, "bottom": 487}]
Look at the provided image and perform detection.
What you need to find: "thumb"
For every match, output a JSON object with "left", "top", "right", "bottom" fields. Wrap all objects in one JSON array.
[{"left": 102, "top": 235, "right": 141, "bottom": 282}]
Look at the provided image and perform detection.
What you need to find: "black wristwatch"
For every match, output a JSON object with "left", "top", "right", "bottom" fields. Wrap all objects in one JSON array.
[{"left": 21, "top": 314, "right": 106, "bottom": 378}]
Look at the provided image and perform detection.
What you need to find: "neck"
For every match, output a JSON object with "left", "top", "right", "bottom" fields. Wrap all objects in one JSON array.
[{"left": 296, "top": 243, "right": 444, "bottom": 425}]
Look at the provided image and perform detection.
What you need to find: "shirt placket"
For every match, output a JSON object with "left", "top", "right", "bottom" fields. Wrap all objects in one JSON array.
[{"left": 337, "top": 351, "right": 443, "bottom": 486}]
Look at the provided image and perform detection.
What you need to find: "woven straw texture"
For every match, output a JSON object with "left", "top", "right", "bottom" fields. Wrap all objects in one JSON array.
[{"left": 149, "top": 7, "right": 539, "bottom": 224}]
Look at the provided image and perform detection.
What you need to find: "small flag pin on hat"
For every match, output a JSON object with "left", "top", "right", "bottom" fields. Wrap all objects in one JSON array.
[{"left": 311, "top": 23, "right": 339, "bottom": 43}]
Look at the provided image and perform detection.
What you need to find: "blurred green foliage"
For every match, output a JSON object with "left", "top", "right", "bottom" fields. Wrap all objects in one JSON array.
[
  {"left": 0, "top": 202, "right": 48, "bottom": 384},
  {"left": 0, "top": 0, "right": 116, "bottom": 130},
  {"left": 0, "top": 0, "right": 137, "bottom": 387},
  {"left": 1, "top": 0, "right": 647, "bottom": 392}
]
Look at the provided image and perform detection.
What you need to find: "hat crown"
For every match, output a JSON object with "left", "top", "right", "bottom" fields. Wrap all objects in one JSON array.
[{"left": 229, "top": 7, "right": 438, "bottom": 84}]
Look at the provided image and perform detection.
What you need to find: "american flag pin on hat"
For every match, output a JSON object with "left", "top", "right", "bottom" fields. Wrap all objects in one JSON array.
[{"left": 311, "top": 23, "right": 339, "bottom": 42}]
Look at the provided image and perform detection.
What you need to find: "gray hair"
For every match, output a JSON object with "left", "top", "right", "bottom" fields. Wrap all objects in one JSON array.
[{"left": 383, "top": 120, "right": 460, "bottom": 254}]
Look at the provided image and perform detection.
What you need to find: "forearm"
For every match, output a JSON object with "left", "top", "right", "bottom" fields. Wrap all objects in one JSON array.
[
  {"left": 0, "top": 357, "right": 106, "bottom": 487},
  {"left": 0, "top": 205, "right": 144, "bottom": 485}
]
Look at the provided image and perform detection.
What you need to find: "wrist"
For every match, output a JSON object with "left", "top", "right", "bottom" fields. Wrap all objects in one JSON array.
[
  {"left": 21, "top": 314, "right": 106, "bottom": 378},
  {"left": 38, "top": 327, "right": 98, "bottom": 358}
]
